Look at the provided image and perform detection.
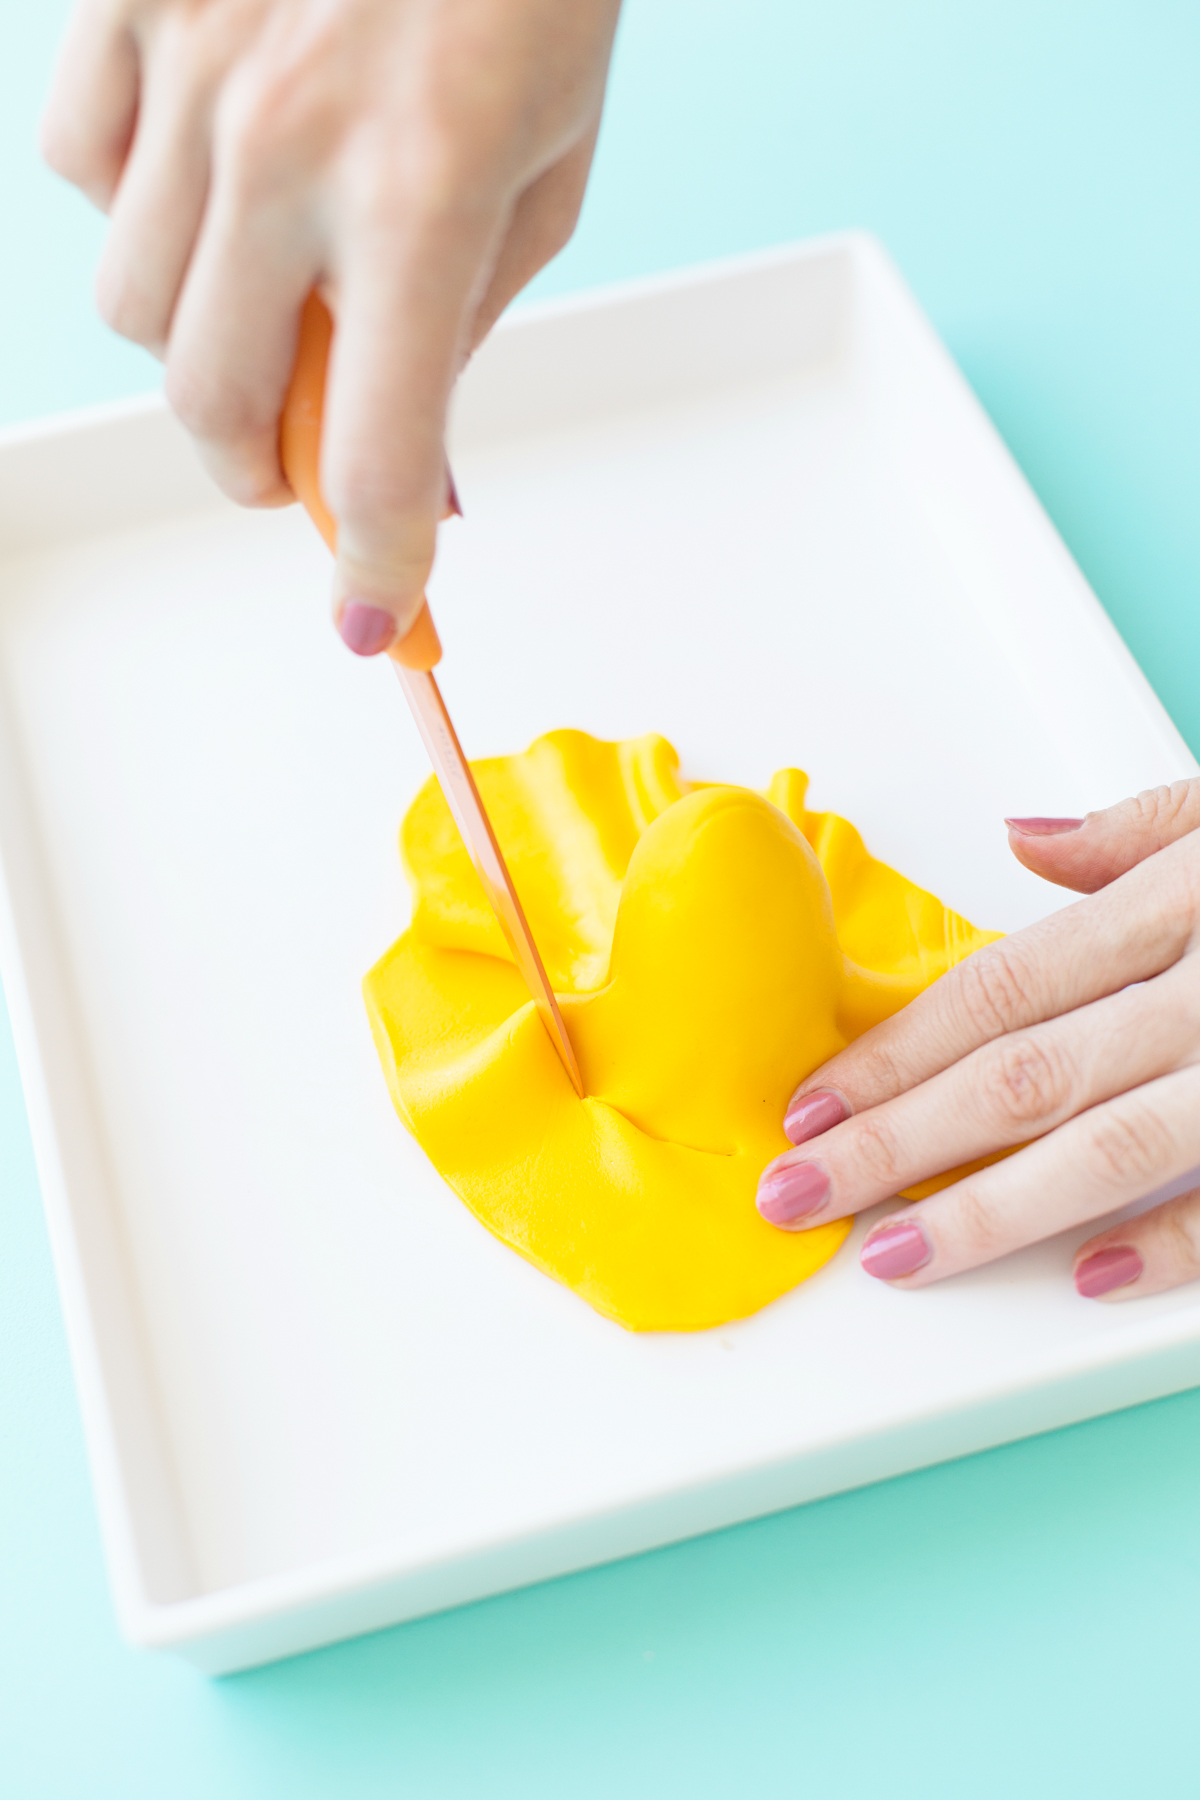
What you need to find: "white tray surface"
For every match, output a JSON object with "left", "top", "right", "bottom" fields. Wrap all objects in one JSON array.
[{"left": 1, "top": 236, "right": 1196, "bottom": 1669}]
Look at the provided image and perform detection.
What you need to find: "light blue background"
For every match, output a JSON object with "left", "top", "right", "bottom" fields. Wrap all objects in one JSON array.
[{"left": 2, "top": 3, "right": 1199, "bottom": 1794}]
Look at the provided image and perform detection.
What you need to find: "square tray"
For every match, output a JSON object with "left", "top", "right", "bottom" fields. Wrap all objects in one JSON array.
[{"left": 1, "top": 234, "right": 1195, "bottom": 1674}]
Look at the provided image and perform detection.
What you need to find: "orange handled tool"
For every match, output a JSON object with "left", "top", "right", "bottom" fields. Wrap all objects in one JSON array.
[{"left": 279, "top": 294, "right": 584, "bottom": 1098}]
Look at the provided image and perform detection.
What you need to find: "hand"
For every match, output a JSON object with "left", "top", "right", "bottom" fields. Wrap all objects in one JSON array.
[
  {"left": 755, "top": 783, "right": 1200, "bottom": 1302},
  {"left": 41, "top": 0, "right": 621, "bottom": 654}
]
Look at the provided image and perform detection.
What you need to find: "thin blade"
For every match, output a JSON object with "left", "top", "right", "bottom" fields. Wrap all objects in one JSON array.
[{"left": 393, "top": 664, "right": 585, "bottom": 1097}]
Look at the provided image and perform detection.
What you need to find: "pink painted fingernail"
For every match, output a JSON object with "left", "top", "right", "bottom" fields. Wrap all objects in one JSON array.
[
  {"left": 445, "top": 468, "right": 463, "bottom": 517},
  {"left": 861, "top": 1219, "right": 931, "bottom": 1280},
  {"left": 784, "top": 1089, "right": 848, "bottom": 1145},
  {"left": 339, "top": 602, "right": 396, "bottom": 657},
  {"left": 1074, "top": 1245, "right": 1143, "bottom": 1300},
  {"left": 756, "top": 1161, "right": 831, "bottom": 1227},
  {"left": 1004, "top": 817, "right": 1084, "bottom": 836}
]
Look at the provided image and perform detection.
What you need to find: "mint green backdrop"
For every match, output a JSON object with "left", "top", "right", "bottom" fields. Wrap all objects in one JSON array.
[{"left": 2, "top": 4, "right": 1198, "bottom": 1794}]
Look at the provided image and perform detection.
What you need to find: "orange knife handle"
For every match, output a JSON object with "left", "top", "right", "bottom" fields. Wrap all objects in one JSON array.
[{"left": 279, "top": 292, "right": 442, "bottom": 673}]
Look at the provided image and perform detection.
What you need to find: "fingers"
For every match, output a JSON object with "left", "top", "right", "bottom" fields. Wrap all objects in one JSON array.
[
  {"left": 757, "top": 964, "right": 1200, "bottom": 1230},
  {"left": 163, "top": 92, "right": 318, "bottom": 508},
  {"left": 1007, "top": 779, "right": 1200, "bottom": 894},
  {"left": 322, "top": 196, "right": 506, "bottom": 644},
  {"left": 765, "top": 782, "right": 1200, "bottom": 1304},
  {"left": 1073, "top": 1187, "right": 1200, "bottom": 1301},
  {"left": 41, "top": 0, "right": 140, "bottom": 210},
  {"left": 95, "top": 13, "right": 221, "bottom": 352},
  {"left": 46, "top": 0, "right": 618, "bottom": 645},
  {"left": 165, "top": 246, "right": 309, "bottom": 510},
  {"left": 786, "top": 832, "right": 1200, "bottom": 1121},
  {"left": 857, "top": 1065, "right": 1200, "bottom": 1288}
]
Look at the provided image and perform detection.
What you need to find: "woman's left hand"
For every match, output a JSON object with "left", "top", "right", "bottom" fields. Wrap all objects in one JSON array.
[{"left": 755, "top": 781, "right": 1200, "bottom": 1302}]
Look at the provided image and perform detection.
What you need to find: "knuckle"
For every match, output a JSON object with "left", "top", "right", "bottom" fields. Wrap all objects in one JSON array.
[
  {"left": 215, "top": 49, "right": 339, "bottom": 192},
  {"left": 1159, "top": 1199, "right": 1200, "bottom": 1276},
  {"left": 40, "top": 109, "right": 86, "bottom": 184},
  {"left": 976, "top": 1032, "right": 1075, "bottom": 1130},
  {"left": 394, "top": 120, "right": 471, "bottom": 201},
  {"left": 215, "top": 93, "right": 299, "bottom": 194},
  {"left": 347, "top": 101, "right": 511, "bottom": 226},
  {"left": 1173, "top": 866, "right": 1200, "bottom": 939},
  {"left": 210, "top": 455, "right": 287, "bottom": 510},
  {"left": 949, "top": 1182, "right": 1006, "bottom": 1258},
  {"left": 847, "top": 1111, "right": 906, "bottom": 1190},
  {"left": 164, "top": 359, "right": 267, "bottom": 446},
  {"left": 191, "top": 434, "right": 287, "bottom": 510},
  {"left": 325, "top": 452, "right": 441, "bottom": 539},
  {"left": 94, "top": 258, "right": 162, "bottom": 351},
  {"left": 93, "top": 262, "right": 127, "bottom": 334},
  {"left": 1131, "top": 780, "right": 1200, "bottom": 845},
  {"left": 954, "top": 943, "right": 1038, "bottom": 1041},
  {"left": 363, "top": 136, "right": 499, "bottom": 232},
  {"left": 1083, "top": 1101, "right": 1175, "bottom": 1192},
  {"left": 817, "top": 1035, "right": 904, "bottom": 1121},
  {"left": 163, "top": 364, "right": 220, "bottom": 439},
  {"left": 857, "top": 1038, "right": 905, "bottom": 1106}
]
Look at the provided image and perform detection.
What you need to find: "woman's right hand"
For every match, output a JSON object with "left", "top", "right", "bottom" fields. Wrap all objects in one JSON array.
[{"left": 42, "top": 0, "right": 623, "bottom": 655}]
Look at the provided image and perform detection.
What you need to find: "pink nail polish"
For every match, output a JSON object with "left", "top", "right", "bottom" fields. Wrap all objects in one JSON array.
[
  {"left": 784, "top": 1089, "right": 848, "bottom": 1146},
  {"left": 445, "top": 468, "right": 463, "bottom": 518},
  {"left": 756, "top": 1161, "right": 831, "bottom": 1226},
  {"left": 1004, "top": 817, "right": 1084, "bottom": 836},
  {"left": 1074, "top": 1245, "right": 1143, "bottom": 1299},
  {"left": 339, "top": 602, "right": 396, "bottom": 657},
  {"left": 860, "top": 1219, "right": 931, "bottom": 1280}
]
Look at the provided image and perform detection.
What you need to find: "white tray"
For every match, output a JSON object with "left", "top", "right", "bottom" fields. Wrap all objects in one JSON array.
[{"left": 1, "top": 235, "right": 1196, "bottom": 1675}]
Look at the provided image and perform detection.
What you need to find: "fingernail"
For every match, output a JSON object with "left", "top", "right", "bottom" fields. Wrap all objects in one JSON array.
[
  {"left": 445, "top": 468, "right": 463, "bottom": 518},
  {"left": 861, "top": 1219, "right": 931, "bottom": 1280},
  {"left": 1074, "top": 1245, "right": 1143, "bottom": 1300},
  {"left": 1004, "top": 817, "right": 1084, "bottom": 836},
  {"left": 784, "top": 1089, "right": 848, "bottom": 1145},
  {"left": 339, "top": 602, "right": 396, "bottom": 657},
  {"left": 756, "top": 1161, "right": 831, "bottom": 1227}
]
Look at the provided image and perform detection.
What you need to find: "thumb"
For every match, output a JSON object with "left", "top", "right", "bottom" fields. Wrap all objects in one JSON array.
[{"left": 1006, "top": 781, "right": 1200, "bottom": 893}]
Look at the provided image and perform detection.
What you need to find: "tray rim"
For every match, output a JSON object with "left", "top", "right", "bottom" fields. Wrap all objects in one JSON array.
[{"left": 3, "top": 229, "right": 1198, "bottom": 1671}]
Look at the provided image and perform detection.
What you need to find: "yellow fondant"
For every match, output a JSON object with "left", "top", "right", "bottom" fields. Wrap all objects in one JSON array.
[{"left": 364, "top": 731, "right": 1000, "bottom": 1332}]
